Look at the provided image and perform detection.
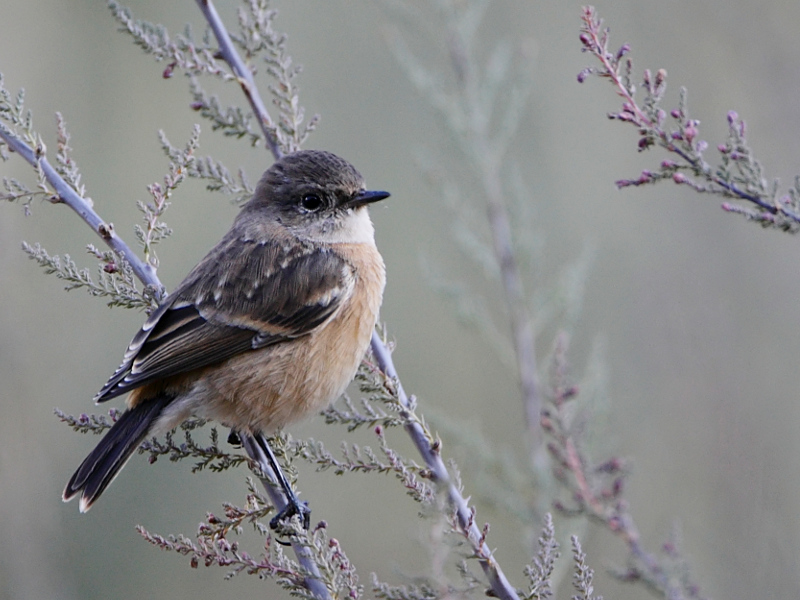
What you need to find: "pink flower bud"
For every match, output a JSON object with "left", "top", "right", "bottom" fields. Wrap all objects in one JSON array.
[
  {"left": 655, "top": 68, "right": 667, "bottom": 88},
  {"left": 162, "top": 61, "right": 177, "bottom": 79}
]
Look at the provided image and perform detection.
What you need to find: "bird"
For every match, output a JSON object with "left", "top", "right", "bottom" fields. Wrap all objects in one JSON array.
[{"left": 63, "top": 149, "right": 390, "bottom": 526}]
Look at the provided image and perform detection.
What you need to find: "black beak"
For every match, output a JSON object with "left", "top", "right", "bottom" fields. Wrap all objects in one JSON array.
[{"left": 346, "top": 189, "right": 391, "bottom": 209}]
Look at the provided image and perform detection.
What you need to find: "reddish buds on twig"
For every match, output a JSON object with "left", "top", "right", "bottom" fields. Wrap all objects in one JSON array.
[{"left": 162, "top": 61, "right": 177, "bottom": 78}]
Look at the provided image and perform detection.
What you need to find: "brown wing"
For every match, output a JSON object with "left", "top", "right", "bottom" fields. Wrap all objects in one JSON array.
[{"left": 95, "top": 236, "right": 354, "bottom": 402}]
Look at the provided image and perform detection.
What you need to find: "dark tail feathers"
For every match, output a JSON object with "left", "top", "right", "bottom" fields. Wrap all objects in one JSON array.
[{"left": 63, "top": 396, "right": 172, "bottom": 512}]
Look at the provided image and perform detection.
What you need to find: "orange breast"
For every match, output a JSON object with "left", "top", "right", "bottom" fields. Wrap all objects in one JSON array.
[{"left": 147, "top": 241, "right": 386, "bottom": 434}]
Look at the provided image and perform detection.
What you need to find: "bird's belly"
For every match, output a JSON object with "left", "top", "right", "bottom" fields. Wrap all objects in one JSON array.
[
  {"left": 204, "top": 309, "right": 375, "bottom": 432},
  {"left": 179, "top": 245, "right": 384, "bottom": 434}
]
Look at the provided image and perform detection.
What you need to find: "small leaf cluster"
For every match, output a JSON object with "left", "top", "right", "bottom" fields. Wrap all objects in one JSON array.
[
  {"left": 112, "top": 0, "right": 317, "bottom": 156},
  {"left": 522, "top": 514, "right": 559, "bottom": 600},
  {"left": 133, "top": 127, "right": 202, "bottom": 269},
  {"left": 188, "top": 77, "right": 261, "bottom": 147},
  {"left": 569, "top": 536, "right": 602, "bottom": 600},
  {"left": 110, "top": 2, "right": 233, "bottom": 81},
  {"left": 55, "top": 407, "right": 120, "bottom": 435}
]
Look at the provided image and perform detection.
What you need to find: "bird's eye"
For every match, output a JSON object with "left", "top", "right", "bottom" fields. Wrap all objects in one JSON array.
[{"left": 300, "top": 193, "right": 323, "bottom": 211}]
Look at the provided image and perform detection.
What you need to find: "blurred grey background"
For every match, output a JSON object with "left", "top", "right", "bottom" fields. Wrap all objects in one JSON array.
[{"left": 3, "top": 1, "right": 800, "bottom": 598}]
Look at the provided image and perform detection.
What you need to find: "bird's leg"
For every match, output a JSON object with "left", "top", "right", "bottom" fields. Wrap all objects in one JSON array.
[{"left": 253, "top": 433, "right": 311, "bottom": 531}]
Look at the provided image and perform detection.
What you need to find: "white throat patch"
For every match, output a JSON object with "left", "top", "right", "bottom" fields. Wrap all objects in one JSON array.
[{"left": 308, "top": 208, "right": 376, "bottom": 245}]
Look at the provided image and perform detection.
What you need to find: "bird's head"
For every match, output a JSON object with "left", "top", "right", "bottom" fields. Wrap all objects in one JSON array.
[{"left": 243, "top": 150, "right": 390, "bottom": 244}]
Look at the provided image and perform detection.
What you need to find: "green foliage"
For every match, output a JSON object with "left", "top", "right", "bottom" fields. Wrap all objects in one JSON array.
[
  {"left": 109, "top": 2, "right": 230, "bottom": 79},
  {"left": 111, "top": 0, "right": 317, "bottom": 156},
  {"left": 188, "top": 77, "right": 261, "bottom": 146},
  {"left": 0, "top": 76, "right": 54, "bottom": 211}
]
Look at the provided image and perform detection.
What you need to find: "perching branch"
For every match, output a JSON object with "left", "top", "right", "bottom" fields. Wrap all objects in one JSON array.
[
  {"left": 239, "top": 435, "right": 329, "bottom": 600},
  {"left": 199, "top": 2, "right": 521, "bottom": 598},
  {"left": 369, "top": 330, "right": 521, "bottom": 600}
]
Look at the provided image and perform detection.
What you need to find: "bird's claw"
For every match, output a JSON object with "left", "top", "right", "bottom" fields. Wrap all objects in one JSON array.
[{"left": 269, "top": 499, "right": 311, "bottom": 534}]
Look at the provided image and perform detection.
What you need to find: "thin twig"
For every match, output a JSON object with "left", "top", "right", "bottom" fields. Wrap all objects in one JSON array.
[
  {"left": 450, "top": 20, "right": 542, "bottom": 451},
  {"left": 545, "top": 332, "right": 705, "bottom": 599},
  {"left": 479, "top": 150, "right": 542, "bottom": 451},
  {"left": 370, "top": 331, "right": 521, "bottom": 600},
  {"left": 194, "top": 0, "right": 283, "bottom": 161},
  {"left": 0, "top": 128, "right": 161, "bottom": 294},
  {"left": 579, "top": 6, "right": 789, "bottom": 221}
]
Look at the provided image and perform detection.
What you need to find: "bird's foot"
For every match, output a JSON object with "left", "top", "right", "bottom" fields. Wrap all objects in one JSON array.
[{"left": 269, "top": 498, "right": 311, "bottom": 532}]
